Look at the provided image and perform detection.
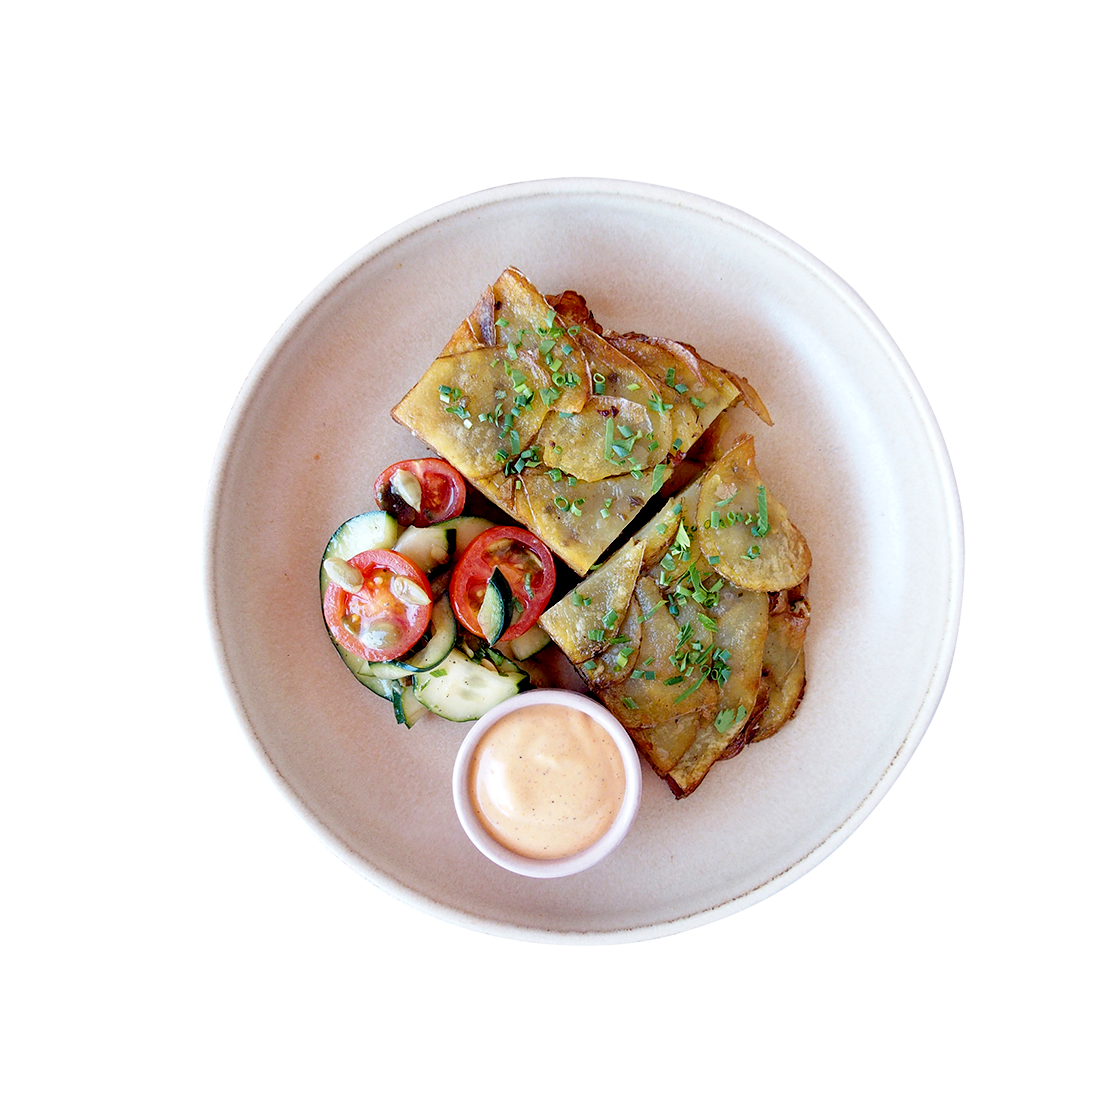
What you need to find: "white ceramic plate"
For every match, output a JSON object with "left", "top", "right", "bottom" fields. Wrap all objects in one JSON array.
[{"left": 206, "top": 179, "right": 962, "bottom": 943}]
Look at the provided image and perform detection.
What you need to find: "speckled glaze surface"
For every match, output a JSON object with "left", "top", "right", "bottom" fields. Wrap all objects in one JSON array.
[{"left": 205, "top": 179, "right": 962, "bottom": 943}]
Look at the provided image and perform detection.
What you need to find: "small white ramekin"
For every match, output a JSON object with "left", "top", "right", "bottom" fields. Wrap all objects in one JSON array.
[{"left": 452, "top": 689, "right": 642, "bottom": 878}]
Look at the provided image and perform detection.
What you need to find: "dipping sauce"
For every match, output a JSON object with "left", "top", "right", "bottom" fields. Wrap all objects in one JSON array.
[{"left": 468, "top": 704, "right": 627, "bottom": 860}]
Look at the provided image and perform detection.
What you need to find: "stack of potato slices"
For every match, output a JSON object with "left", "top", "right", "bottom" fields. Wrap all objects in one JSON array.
[
  {"left": 391, "top": 268, "right": 768, "bottom": 576},
  {"left": 540, "top": 436, "right": 811, "bottom": 797}
]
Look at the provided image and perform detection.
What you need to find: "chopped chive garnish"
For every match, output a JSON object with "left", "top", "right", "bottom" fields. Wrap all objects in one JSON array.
[
  {"left": 714, "top": 708, "right": 739, "bottom": 733},
  {"left": 650, "top": 463, "right": 667, "bottom": 495},
  {"left": 751, "top": 486, "right": 769, "bottom": 537}
]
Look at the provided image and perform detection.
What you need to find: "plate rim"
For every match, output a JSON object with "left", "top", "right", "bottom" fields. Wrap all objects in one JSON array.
[{"left": 204, "top": 177, "right": 964, "bottom": 944}]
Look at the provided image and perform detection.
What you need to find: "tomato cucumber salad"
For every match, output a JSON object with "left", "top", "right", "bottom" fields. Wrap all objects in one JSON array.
[{"left": 320, "top": 458, "right": 557, "bottom": 727}]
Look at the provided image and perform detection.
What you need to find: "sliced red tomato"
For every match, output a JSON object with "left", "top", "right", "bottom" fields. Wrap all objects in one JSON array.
[
  {"left": 449, "top": 526, "right": 556, "bottom": 642},
  {"left": 374, "top": 458, "right": 467, "bottom": 528},
  {"left": 323, "top": 549, "right": 433, "bottom": 662}
]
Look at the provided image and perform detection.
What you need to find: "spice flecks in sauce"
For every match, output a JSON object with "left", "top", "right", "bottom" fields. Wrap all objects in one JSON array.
[{"left": 469, "top": 704, "right": 626, "bottom": 860}]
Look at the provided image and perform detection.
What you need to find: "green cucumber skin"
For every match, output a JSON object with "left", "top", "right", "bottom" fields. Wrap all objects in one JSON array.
[
  {"left": 476, "top": 567, "right": 512, "bottom": 645},
  {"left": 505, "top": 625, "right": 551, "bottom": 660},
  {"left": 441, "top": 516, "right": 497, "bottom": 556}
]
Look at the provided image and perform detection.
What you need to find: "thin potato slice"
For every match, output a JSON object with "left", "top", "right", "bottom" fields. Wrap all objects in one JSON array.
[
  {"left": 604, "top": 333, "right": 718, "bottom": 455},
  {"left": 591, "top": 597, "right": 642, "bottom": 686},
  {"left": 630, "top": 716, "right": 699, "bottom": 777},
  {"left": 697, "top": 434, "right": 811, "bottom": 591},
  {"left": 539, "top": 395, "right": 665, "bottom": 481},
  {"left": 539, "top": 540, "right": 646, "bottom": 663},
  {"left": 628, "top": 496, "right": 681, "bottom": 567},
  {"left": 516, "top": 467, "right": 660, "bottom": 576},
  {"left": 391, "top": 347, "right": 551, "bottom": 483},
  {"left": 653, "top": 585, "right": 768, "bottom": 797},
  {"left": 751, "top": 588, "right": 810, "bottom": 743},
  {"left": 438, "top": 286, "right": 495, "bottom": 356},
  {"left": 489, "top": 269, "right": 590, "bottom": 413},
  {"left": 711, "top": 587, "right": 769, "bottom": 731},
  {"left": 546, "top": 289, "right": 600, "bottom": 335}
]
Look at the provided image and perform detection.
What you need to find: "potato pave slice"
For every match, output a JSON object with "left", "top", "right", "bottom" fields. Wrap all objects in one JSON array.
[
  {"left": 539, "top": 540, "right": 646, "bottom": 664},
  {"left": 697, "top": 434, "right": 811, "bottom": 591},
  {"left": 664, "top": 587, "right": 769, "bottom": 797}
]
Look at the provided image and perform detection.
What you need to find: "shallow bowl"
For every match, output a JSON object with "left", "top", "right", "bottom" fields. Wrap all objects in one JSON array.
[{"left": 206, "top": 178, "right": 963, "bottom": 942}]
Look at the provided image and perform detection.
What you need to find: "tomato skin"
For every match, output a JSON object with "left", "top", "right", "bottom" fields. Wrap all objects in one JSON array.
[
  {"left": 323, "top": 549, "right": 432, "bottom": 662},
  {"left": 374, "top": 459, "right": 466, "bottom": 528},
  {"left": 449, "top": 527, "right": 556, "bottom": 642}
]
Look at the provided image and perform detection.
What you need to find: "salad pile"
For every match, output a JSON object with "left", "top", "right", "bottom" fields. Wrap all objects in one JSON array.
[{"left": 320, "top": 458, "right": 556, "bottom": 726}]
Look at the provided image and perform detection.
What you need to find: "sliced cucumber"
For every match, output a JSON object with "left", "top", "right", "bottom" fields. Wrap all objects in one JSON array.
[
  {"left": 334, "top": 649, "right": 398, "bottom": 697},
  {"left": 504, "top": 624, "right": 551, "bottom": 661},
  {"left": 393, "top": 524, "right": 456, "bottom": 577},
  {"left": 390, "top": 681, "right": 429, "bottom": 728},
  {"left": 476, "top": 567, "right": 512, "bottom": 645},
  {"left": 440, "top": 516, "right": 497, "bottom": 556},
  {"left": 319, "top": 511, "right": 399, "bottom": 596},
  {"left": 412, "top": 648, "right": 525, "bottom": 722}
]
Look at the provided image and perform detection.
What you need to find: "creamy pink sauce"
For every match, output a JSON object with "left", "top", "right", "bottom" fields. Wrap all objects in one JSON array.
[{"left": 469, "top": 704, "right": 626, "bottom": 860}]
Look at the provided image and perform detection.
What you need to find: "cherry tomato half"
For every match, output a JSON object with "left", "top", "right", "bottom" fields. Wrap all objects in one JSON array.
[
  {"left": 374, "top": 459, "right": 467, "bottom": 528},
  {"left": 449, "top": 527, "right": 556, "bottom": 642},
  {"left": 323, "top": 549, "right": 433, "bottom": 662}
]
